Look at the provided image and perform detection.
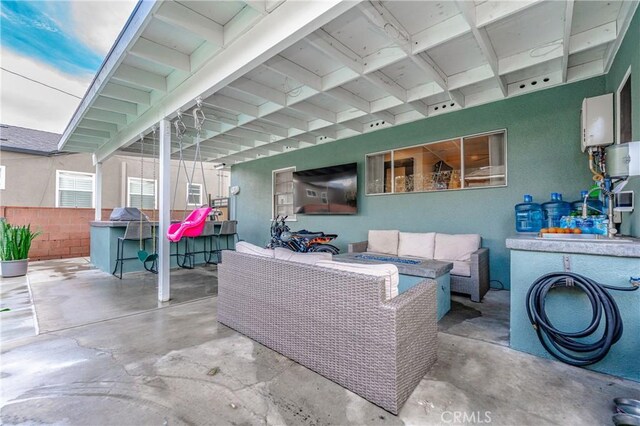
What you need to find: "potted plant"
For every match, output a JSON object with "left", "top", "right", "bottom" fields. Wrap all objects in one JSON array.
[{"left": 0, "top": 220, "right": 41, "bottom": 278}]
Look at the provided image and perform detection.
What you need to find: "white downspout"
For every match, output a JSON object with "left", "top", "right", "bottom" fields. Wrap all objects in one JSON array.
[{"left": 158, "top": 119, "right": 171, "bottom": 302}]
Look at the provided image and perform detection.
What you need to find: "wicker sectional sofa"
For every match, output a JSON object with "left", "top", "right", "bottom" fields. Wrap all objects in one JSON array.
[
  {"left": 349, "top": 231, "right": 490, "bottom": 302},
  {"left": 217, "top": 250, "right": 438, "bottom": 414}
]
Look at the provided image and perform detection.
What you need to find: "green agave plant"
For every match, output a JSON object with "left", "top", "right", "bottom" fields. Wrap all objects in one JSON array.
[{"left": 0, "top": 220, "right": 42, "bottom": 261}]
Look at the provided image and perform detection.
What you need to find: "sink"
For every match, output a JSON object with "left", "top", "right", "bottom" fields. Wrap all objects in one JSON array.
[{"left": 537, "top": 234, "right": 635, "bottom": 243}]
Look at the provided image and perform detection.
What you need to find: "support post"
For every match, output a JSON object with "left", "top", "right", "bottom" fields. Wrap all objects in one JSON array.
[
  {"left": 94, "top": 161, "right": 103, "bottom": 221},
  {"left": 158, "top": 119, "right": 171, "bottom": 302}
]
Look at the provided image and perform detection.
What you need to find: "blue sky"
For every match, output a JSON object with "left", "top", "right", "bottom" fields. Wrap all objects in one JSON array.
[
  {"left": 1, "top": 1, "right": 105, "bottom": 76},
  {"left": 1, "top": 0, "right": 135, "bottom": 132}
]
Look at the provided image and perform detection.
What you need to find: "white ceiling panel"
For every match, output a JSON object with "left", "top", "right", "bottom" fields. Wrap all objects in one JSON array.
[
  {"left": 571, "top": 0, "right": 624, "bottom": 35},
  {"left": 175, "top": 1, "right": 246, "bottom": 25},
  {"left": 426, "top": 33, "right": 485, "bottom": 76},
  {"left": 144, "top": 18, "right": 204, "bottom": 54},
  {"left": 459, "top": 78, "right": 499, "bottom": 97},
  {"left": 504, "top": 58, "right": 561, "bottom": 84},
  {"left": 322, "top": 8, "right": 394, "bottom": 57},
  {"left": 486, "top": 1, "right": 565, "bottom": 58},
  {"left": 281, "top": 40, "right": 343, "bottom": 77},
  {"left": 568, "top": 44, "right": 609, "bottom": 68},
  {"left": 122, "top": 55, "right": 174, "bottom": 77},
  {"left": 341, "top": 78, "right": 388, "bottom": 102},
  {"left": 381, "top": 1, "right": 462, "bottom": 35},
  {"left": 60, "top": 0, "right": 637, "bottom": 165},
  {"left": 379, "top": 58, "right": 432, "bottom": 90}
]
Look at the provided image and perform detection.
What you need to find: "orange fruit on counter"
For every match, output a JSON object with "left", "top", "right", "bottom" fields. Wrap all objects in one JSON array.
[
  {"left": 572, "top": 228, "right": 582, "bottom": 234},
  {"left": 540, "top": 228, "right": 549, "bottom": 234}
]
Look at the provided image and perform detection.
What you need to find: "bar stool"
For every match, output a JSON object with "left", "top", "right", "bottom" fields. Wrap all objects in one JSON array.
[
  {"left": 112, "top": 221, "right": 155, "bottom": 279},
  {"left": 205, "top": 220, "right": 237, "bottom": 264},
  {"left": 175, "top": 221, "right": 216, "bottom": 269}
]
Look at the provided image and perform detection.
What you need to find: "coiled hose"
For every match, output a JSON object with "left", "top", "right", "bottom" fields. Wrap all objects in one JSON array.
[{"left": 526, "top": 272, "right": 639, "bottom": 366}]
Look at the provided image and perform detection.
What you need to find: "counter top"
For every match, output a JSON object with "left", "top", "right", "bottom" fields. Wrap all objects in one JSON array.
[
  {"left": 506, "top": 234, "right": 640, "bottom": 258},
  {"left": 90, "top": 220, "right": 222, "bottom": 227}
]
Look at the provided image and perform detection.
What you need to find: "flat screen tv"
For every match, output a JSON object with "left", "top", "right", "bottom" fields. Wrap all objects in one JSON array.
[{"left": 293, "top": 162, "right": 358, "bottom": 215}]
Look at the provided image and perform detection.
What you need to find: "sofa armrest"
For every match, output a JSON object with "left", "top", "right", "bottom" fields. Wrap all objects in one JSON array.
[{"left": 348, "top": 240, "right": 368, "bottom": 253}]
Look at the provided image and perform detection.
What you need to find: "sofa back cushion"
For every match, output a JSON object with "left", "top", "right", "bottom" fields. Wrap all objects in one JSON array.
[
  {"left": 367, "top": 230, "right": 399, "bottom": 255},
  {"left": 398, "top": 232, "right": 436, "bottom": 259},
  {"left": 315, "top": 260, "right": 399, "bottom": 300},
  {"left": 434, "top": 233, "right": 481, "bottom": 261},
  {"left": 235, "top": 241, "right": 274, "bottom": 258},
  {"left": 274, "top": 247, "right": 332, "bottom": 265}
]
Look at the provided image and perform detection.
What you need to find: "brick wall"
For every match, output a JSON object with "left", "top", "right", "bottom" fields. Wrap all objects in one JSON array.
[{"left": 0, "top": 207, "right": 205, "bottom": 261}]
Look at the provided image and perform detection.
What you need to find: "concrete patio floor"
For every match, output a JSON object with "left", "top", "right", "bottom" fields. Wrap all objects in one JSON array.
[{"left": 1, "top": 258, "right": 639, "bottom": 425}]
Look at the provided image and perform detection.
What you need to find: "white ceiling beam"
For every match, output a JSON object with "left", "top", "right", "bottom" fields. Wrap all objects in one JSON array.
[
  {"left": 112, "top": 64, "right": 167, "bottom": 92},
  {"left": 499, "top": 43, "right": 563, "bottom": 76},
  {"left": 571, "top": 21, "right": 617, "bottom": 55},
  {"left": 204, "top": 94, "right": 259, "bottom": 117},
  {"left": 223, "top": 6, "right": 264, "bottom": 45},
  {"left": 448, "top": 64, "right": 494, "bottom": 90},
  {"left": 362, "top": 47, "right": 406, "bottom": 74},
  {"left": 407, "top": 82, "right": 445, "bottom": 102},
  {"left": 154, "top": 1, "right": 224, "bottom": 46},
  {"left": 215, "top": 135, "right": 258, "bottom": 148},
  {"left": 475, "top": 0, "right": 544, "bottom": 28},
  {"left": 368, "top": 110, "right": 395, "bottom": 125},
  {"left": 561, "top": 0, "right": 575, "bottom": 83},
  {"left": 68, "top": 134, "right": 104, "bottom": 145},
  {"left": 263, "top": 56, "right": 323, "bottom": 91},
  {"left": 130, "top": 38, "right": 191, "bottom": 72},
  {"left": 567, "top": 59, "right": 604, "bottom": 83},
  {"left": 456, "top": 0, "right": 507, "bottom": 97},
  {"left": 85, "top": 109, "right": 128, "bottom": 127},
  {"left": 324, "top": 87, "right": 371, "bottom": 113},
  {"left": 94, "top": 0, "right": 356, "bottom": 161},
  {"left": 102, "top": 82, "right": 150, "bottom": 105},
  {"left": 290, "top": 101, "right": 337, "bottom": 123},
  {"left": 242, "top": 121, "right": 289, "bottom": 138},
  {"left": 339, "top": 119, "right": 364, "bottom": 133},
  {"left": 93, "top": 96, "right": 138, "bottom": 116},
  {"left": 227, "top": 127, "right": 274, "bottom": 143},
  {"left": 74, "top": 127, "right": 111, "bottom": 139},
  {"left": 78, "top": 119, "right": 119, "bottom": 133},
  {"left": 604, "top": 1, "right": 638, "bottom": 72},
  {"left": 261, "top": 112, "right": 309, "bottom": 131},
  {"left": 229, "top": 77, "right": 286, "bottom": 105},
  {"left": 357, "top": 2, "right": 461, "bottom": 107},
  {"left": 364, "top": 71, "right": 407, "bottom": 102},
  {"left": 412, "top": 14, "right": 470, "bottom": 54},
  {"left": 306, "top": 31, "right": 363, "bottom": 74}
]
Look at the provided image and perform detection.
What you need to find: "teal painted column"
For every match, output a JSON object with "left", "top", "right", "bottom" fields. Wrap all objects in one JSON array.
[
  {"left": 510, "top": 250, "right": 640, "bottom": 381},
  {"left": 399, "top": 273, "right": 451, "bottom": 321}
]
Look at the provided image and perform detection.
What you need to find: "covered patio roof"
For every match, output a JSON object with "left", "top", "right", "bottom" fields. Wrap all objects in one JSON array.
[{"left": 59, "top": 0, "right": 638, "bottom": 166}]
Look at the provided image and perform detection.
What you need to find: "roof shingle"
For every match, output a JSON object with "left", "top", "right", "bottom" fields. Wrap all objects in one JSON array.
[{"left": 0, "top": 124, "right": 63, "bottom": 155}]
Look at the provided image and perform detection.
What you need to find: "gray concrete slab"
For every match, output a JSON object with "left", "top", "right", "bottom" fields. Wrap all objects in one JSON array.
[
  {"left": 439, "top": 289, "right": 511, "bottom": 347},
  {"left": 2, "top": 258, "right": 639, "bottom": 425}
]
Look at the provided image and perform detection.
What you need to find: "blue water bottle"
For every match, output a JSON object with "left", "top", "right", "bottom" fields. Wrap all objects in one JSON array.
[
  {"left": 515, "top": 195, "right": 543, "bottom": 232},
  {"left": 542, "top": 193, "right": 571, "bottom": 228}
]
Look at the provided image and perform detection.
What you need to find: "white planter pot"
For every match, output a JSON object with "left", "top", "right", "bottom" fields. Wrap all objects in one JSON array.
[{"left": 0, "top": 259, "right": 29, "bottom": 278}]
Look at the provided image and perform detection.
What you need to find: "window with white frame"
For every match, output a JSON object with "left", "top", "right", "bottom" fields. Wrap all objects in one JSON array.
[
  {"left": 273, "top": 167, "right": 295, "bottom": 219},
  {"left": 617, "top": 67, "right": 632, "bottom": 144},
  {"left": 56, "top": 170, "right": 94, "bottom": 208},
  {"left": 128, "top": 177, "right": 156, "bottom": 209},
  {"left": 0, "top": 165, "right": 5, "bottom": 190},
  {"left": 187, "top": 183, "right": 203, "bottom": 205}
]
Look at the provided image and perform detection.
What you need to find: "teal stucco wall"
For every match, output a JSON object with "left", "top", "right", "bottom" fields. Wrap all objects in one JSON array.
[
  {"left": 606, "top": 8, "right": 640, "bottom": 236},
  {"left": 231, "top": 77, "right": 614, "bottom": 289}
]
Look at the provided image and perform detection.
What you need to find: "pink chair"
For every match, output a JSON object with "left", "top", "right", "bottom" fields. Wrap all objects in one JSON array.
[{"left": 166, "top": 207, "right": 212, "bottom": 242}]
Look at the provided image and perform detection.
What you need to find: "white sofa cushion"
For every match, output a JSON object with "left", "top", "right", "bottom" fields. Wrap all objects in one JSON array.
[
  {"left": 274, "top": 248, "right": 332, "bottom": 265},
  {"left": 434, "top": 233, "right": 481, "bottom": 261},
  {"left": 451, "top": 260, "right": 472, "bottom": 277},
  {"left": 398, "top": 232, "right": 436, "bottom": 259},
  {"left": 367, "top": 230, "right": 399, "bottom": 256},
  {"left": 315, "top": 260, "right": 399, "bottom": 300},
  {"left": 235, "top": 241, "right": 274, "bottom": 258}
]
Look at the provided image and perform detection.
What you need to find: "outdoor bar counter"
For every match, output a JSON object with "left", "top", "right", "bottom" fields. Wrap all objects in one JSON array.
[
  {"left": 90, "top": 221, "right": 221, "bottom": 275},
  {"left": 506, "top": 234, "right": 640, "bottom": 381}
]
